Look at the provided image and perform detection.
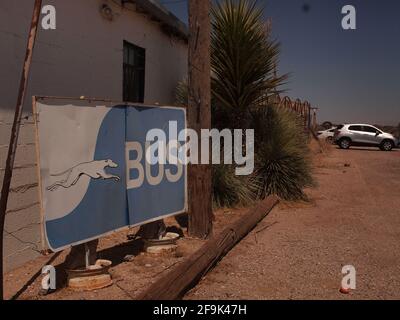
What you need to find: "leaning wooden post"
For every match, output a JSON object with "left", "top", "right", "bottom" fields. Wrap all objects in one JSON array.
[
  {"left": 187, "top": 0, "right": 213, "bottom": 239},
  {"left": 0, "top": 0, "right": 43, "bottom": 300}
]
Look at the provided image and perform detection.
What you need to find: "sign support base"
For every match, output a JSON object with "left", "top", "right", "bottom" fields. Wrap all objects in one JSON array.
[{"left": 66, "top": 259, "right": 113, "bottom": 292}]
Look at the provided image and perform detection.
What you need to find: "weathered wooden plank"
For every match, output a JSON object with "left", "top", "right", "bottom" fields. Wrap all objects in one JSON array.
[{"left": 137, "top": 196, "right": 279, "bottom": 300}]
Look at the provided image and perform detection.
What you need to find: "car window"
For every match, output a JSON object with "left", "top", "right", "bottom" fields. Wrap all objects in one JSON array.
[
  {"left": 362, "top": 126, "right": 378, "bottom": 133},
  {"left": 337, "top": 125, "right": 344, "bottom": 130},
  {"left": 349, "top": 125, "right": 363, "bottom": 131},
  {"left": 329, "top": 129, "right": 336, "bottom": 133}
]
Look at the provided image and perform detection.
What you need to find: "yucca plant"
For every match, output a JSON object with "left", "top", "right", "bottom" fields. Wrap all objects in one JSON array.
[
  {"left": 213, "top": 164, "right": 257, "bottom": 208},
  {"left": 212, "top": 0, "right": 313, "bottom": 201},
  {"left": 175, "top": 81, "right": 256, "bottom": 208},
  {"left": 252, "top": 105, "right": 314, "bottom": 200},
  {"left": 176, "top": 0, "right": 313, "bottom": 205},
  {"left": 211, "top": 0, "right": 286, "bottom": 129}
]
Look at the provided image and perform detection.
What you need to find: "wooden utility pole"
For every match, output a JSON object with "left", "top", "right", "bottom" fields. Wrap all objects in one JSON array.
[
  {"left": 0, "top": 0, "right": 42, "bottom": 300},
  {"left": 187, "top": 0, "right": 213, "bottom": 239}
]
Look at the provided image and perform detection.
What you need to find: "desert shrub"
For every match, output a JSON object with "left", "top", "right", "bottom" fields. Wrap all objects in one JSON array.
[
  {"left": 212, "top": 164, "right": 257, "bottom": 208},
  {"left": 252, "top": 105, "right": 314, "bottom": 200}
]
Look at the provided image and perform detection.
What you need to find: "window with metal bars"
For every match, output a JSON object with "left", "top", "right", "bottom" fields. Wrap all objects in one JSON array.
[{"left": 123, "top": 41, "right": 145, "bottom": 103}]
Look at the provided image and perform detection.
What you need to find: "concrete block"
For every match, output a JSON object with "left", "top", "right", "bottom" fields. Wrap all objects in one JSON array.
[
  {"left": 0, "top": 123, "right": 36, "bottom": 146},
  {"left": 9, "top": 166, "right": 38, "bottom": 189},
  {"left": 5, "top": 203, "right": 41, "bottom": 233},
  {"left": 0, "top": 144, "right": 37, "bottom": 169},
  {"left": 3, "top": 221, "right": 42, "bottom": 272},
  {"left": 18, "top": 123, "right": 36, "bottom": 145},
  {"left": 7, "top": 222, "right": 41, "bottom": 246},
  {"left": 0, "top": 123, "right": 11, "bottom": 145},
  {"left": 7, "top": 186, "right": 39, "bottom": 213},
  {"left": 4, "top": 246, "right": 41, "bottom": 273}
]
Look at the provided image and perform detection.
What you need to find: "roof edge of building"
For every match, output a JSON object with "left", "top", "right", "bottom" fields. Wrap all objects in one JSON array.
[{"left": 126, "top": 0, "right": 188, "bottom": 41}]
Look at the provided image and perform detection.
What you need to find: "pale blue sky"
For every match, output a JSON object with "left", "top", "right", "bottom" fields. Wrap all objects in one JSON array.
[{"left": 161, "top": 0, "right": 400, "bottom": 125}]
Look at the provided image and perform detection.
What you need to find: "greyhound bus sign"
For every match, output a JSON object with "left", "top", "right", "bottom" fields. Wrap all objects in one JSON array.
[{"left": 33, "top": 97, "right": 187, "bottom": 251}]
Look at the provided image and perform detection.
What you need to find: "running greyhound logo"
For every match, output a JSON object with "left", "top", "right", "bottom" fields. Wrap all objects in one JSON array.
[{"left": 47, "top": 160, "right": 120, "bottom": 191}]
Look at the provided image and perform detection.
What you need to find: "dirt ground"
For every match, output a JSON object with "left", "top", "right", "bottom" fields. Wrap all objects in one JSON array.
[
  {"left": 4, "top": 206, "right": 248, "bottom": 300},
  {"left": 186, "top": 146, "right": 400, "bottom": 300},
  {"left": 5, "top": 143, "right": 400, "bottom": 300}
]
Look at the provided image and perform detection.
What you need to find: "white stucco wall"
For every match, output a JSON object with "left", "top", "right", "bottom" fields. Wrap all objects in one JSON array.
[{"left": 0, "top": 0, "right": 188, "bottom": 271}]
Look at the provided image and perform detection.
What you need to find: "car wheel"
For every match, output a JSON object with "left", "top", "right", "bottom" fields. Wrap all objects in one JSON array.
[
  {"left": 339, "top": 138, "right": 351, "bottom": 149},
  {"left": 326, "top": 136, "right": 334, "bottom": 144},
  {"left": 380, "top": 140, "right": 394, "bottom": 151}
]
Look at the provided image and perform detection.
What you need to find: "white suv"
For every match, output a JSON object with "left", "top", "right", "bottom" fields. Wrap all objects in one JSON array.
[{"left": 333, "top": 124, "right": 399, "bottom": 151}]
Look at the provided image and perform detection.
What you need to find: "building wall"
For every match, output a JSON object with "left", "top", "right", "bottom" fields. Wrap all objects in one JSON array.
[{"left": 0, "top": 0, "right": 188, "bottom": 271}]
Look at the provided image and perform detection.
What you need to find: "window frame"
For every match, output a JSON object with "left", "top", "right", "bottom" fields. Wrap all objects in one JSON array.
[
  {"left": 349, "top": 125, "right": 363, "bottom": 132},
  {"left": 123, "top": 40, "right": 146, "bottom": 103},
  {"left": 362, "top": 126, "right": 382, "bottom": 134}
]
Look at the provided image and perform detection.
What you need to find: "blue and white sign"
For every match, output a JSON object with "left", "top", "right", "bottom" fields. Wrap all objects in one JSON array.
[{"left": 34, "top": 98, "right": 187, "bottom": 251}]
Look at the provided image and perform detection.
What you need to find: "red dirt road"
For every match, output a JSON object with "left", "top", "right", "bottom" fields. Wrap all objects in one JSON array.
[{"left": 185, "top": 147, "right": 400, "bottom": 300}]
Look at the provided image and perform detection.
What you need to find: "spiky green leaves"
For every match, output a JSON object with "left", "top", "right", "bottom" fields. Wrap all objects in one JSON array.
[
  {"left": 252, "top": 105, "right": 314, "bottom": 200},
  {"left": 211, "top": 0, "right": 286, "bottom": 129}
]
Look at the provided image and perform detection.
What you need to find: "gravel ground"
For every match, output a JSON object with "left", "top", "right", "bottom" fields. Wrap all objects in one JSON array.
[
  {"left": 4, "top": 208, "right": 247, "bottom": 300},
  {"left": 185, "top": 147, "right": 400, "bottom": 300},
  {"left": 5, "top": 145, "right": 400, "bottom": 300}
]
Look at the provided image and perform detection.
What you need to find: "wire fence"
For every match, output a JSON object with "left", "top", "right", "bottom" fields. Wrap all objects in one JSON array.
[{"left": 262, "top": 95, "right": 316, "bottom": 132}]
